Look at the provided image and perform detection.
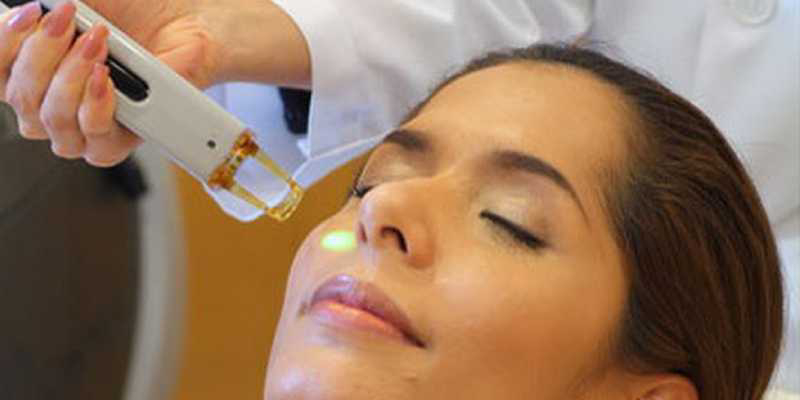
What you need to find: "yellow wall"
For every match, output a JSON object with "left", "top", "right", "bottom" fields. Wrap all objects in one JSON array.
[{"left": 170, "top": 156, "right": 366, "bottom": 400}]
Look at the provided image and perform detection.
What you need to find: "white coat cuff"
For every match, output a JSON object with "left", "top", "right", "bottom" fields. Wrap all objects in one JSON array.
[{"left": 271, "top": 0, "right": 374, "bottom": 158}]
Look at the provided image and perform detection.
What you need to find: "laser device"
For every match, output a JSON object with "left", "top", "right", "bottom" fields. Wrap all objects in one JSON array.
[{"left": 0, "top": 0, "right": 304, "bottom": 221}]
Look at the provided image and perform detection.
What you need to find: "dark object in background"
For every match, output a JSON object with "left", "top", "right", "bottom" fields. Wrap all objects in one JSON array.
[
  {"left": 105, "top": 159, "right": 148, "bottom": 200},
  {"left": 278, "top": 87, "right": 311, "bottom": 135},
  {"left": 0, "top": 102, "right": 140, "bottom": 400}
]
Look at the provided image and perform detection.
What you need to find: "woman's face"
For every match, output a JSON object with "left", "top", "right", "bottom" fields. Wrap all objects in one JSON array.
[{"left": 265, "top": 63, "right": 634, "bottom": 399}]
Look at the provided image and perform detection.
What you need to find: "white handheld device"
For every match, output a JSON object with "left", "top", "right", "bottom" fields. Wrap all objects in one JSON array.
[{"left": 1, "top": 0, "right": 303, "bottom": 221}]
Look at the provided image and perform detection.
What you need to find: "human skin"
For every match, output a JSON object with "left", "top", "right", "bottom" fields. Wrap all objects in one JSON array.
[
  {"left": 0, "top": 0, "right": 308, "bottom": 165},
  {"left": 264, "top": 63, "right": 697, "bottom": 399}
]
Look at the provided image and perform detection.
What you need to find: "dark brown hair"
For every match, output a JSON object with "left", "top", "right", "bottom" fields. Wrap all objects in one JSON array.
[{"left": 412, "top": 44, "right": 784, "bottom": 399}]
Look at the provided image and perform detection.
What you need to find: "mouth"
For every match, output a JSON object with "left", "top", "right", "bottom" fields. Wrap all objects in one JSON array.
[{"left": 308, "top": 274, "right": 425, "bottom": 348}]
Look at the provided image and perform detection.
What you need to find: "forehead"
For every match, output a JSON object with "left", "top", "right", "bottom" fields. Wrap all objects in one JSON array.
[
  {"left": 413, "top": 62, "right": 629, "bottom": 163},
  {"left": 403, "top": 62, "right": 630, "bottom": 207}
]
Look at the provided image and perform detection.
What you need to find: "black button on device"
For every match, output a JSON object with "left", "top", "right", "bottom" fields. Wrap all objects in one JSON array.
[{"left": 107, "top": 56, "right": 150, "bottom": 102}]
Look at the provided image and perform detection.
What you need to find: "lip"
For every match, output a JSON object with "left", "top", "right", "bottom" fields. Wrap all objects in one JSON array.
[{"left": 308, "top": 274, "right": 425, "bottom": 348}]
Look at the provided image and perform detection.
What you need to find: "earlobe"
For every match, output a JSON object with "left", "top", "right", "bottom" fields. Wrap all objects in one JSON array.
[{"left": 636, "top": 374, "right": 698, "bottom": 400}]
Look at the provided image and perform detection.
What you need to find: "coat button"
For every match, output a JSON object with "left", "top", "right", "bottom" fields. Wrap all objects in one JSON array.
[{"left": 728, "top": 0, "right": 777, "bottom": 25}]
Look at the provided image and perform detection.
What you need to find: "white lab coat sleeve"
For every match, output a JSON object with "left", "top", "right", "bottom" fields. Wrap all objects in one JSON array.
[{"left": 270, "top": 0, "right": 595, "bottom": 191}]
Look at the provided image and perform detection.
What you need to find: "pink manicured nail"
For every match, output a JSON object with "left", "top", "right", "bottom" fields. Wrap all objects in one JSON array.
[
  {"left": 42, "top": 1, "right": 75, "bottom": 37},
  {"left": 7, "top": 2, "right": 42, "bottom": 32},
  {"left": 90, "top": 63, "right": 109, "bottom": 99},
  {"left": 82, "top": 25, "right": 108, "bottom": 60}
]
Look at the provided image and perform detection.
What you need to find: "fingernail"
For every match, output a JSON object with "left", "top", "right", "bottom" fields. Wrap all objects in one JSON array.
[
  {"left": 90, "top": 63, "right": 109, "bottom": 99},
  {"left": 42, "top": 1, "right": 75, "bottom": 37},
  {"left": 7, "top": 2, "right": 42, "bottom": 32},
  {"left": 82, "top": 25, "right": 108, "bottom": 60}
]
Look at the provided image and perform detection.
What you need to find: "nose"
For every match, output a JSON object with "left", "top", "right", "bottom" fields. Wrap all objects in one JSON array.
[{"left": 356, "top": 182, "right": 435, "bottom": 270}]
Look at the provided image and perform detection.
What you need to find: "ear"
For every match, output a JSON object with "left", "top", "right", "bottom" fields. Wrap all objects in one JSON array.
[{"left": 633, "top": 374, "right": 698, "bottom": 400}]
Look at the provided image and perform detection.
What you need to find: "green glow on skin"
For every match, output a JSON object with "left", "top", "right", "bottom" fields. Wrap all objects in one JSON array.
[{"left": 321, "top": 230, "right": 357, "bottom": 252}]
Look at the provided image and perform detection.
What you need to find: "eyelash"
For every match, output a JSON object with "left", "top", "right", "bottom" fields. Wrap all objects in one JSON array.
[
  {"left": 350, "top": 182, "right": 546, "bottom": 251},
  {"left": 480, "top": 211, "right": 547, "bottom": 250}
]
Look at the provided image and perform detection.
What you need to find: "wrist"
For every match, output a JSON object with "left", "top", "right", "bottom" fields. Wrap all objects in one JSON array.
[{"left": 199, "top": 1, "right": 311, "bottom": 88}]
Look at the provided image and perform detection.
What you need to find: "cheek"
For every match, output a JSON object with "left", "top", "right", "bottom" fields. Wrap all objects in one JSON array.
[
  {"left": 284, "top": 207, "right": 361, "bottom": 301},
  {"left": 286, "top": 226, "right": 323, "bottom": 284},
  {"left": 433, "top": 252, "right": 625, "bottom": 390},
  {"left": 435, "top": 261, "right": 547, "bottom": 360},
  {"left": 319, "top": 229, "right": 358, "bottom": 253}
]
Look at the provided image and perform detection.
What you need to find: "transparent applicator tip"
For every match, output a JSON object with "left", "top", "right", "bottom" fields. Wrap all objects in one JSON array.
[{"left": 208, "top": 132, "right": 304, "bottom": 221}]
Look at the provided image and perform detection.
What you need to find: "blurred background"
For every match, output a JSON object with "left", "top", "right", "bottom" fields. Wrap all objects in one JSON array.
[
  {"left": 168, "top": 151, "right": 361, "bottom": 400},
  {"left": 168, "top": 150, "right": 362, "bottom": 400},
  {"left": 0, "top": 85, "right": 365, "bottom": 400}
]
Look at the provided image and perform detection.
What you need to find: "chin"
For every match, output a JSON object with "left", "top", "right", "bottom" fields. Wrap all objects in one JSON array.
[
  {"left": 264, "top": 350, "right": 405, "bottom": 400},
  {"left": 264, "top": 322, "right": 424, "bottom": 400}
]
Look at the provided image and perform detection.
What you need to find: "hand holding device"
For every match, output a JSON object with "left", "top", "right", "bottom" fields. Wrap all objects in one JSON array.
[{"left": 0, "top": 0, "right": 303, "bottom": 220}]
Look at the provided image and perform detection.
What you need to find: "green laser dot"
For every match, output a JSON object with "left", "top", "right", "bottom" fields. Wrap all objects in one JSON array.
[{"left": 321, "top": 230, "right": 357, "bottom": 252}]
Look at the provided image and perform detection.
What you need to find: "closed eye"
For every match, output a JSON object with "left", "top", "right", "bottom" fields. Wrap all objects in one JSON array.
[{"left": 480, "top": 211, "right": 546, "bottom": 250}]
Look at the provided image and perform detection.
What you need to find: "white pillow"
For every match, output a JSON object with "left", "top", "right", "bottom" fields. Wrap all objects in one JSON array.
[{"left": 765, "top": 389, "right": 800, "bottom": 400}]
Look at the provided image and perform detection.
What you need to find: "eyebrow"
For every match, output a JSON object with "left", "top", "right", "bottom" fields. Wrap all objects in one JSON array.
[
  {"left": 491, "top": 150, "right": 588, "bottom": 219},
  {"left": 381, "top": 129, "right": 588, "bottom": 220},
  {"left": 383, "top": 128, "right": 431, "bottom": 152}
]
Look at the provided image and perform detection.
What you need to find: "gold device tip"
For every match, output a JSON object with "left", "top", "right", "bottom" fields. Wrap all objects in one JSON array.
[
  {"left": 229, "top": 182, "right": 268, "bottom": 210},
  {"left": 228, "top": 180, "right": 304, "bottom": 222},
  {"left": 207, "top": 132, "right": 305, "bottom": 221},
  {"left": 251, "top": 148, "right": 304, "bottom": 221},
  {"left": 265, "top": 181, "right": 304, "bottom": 221},
  {"left": 254, "top": 150, "right": 292, "bottom": 182}
]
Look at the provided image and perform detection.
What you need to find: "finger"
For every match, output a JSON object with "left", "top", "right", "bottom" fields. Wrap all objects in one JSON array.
[
  {"left": 0, "top": 2, "right": 42, "bottom": 99},
  {"left": 41, "top": 24, "right": 110, "bottom": 158},
  {"left": 80, "top": 63, "right": 141, "bottom": 167},
  {"left": 84, "top": 130, "right": 142, "bottom": 167},
  {"left": 4, "top": 1, "right": 76, "bottom": 140}
]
